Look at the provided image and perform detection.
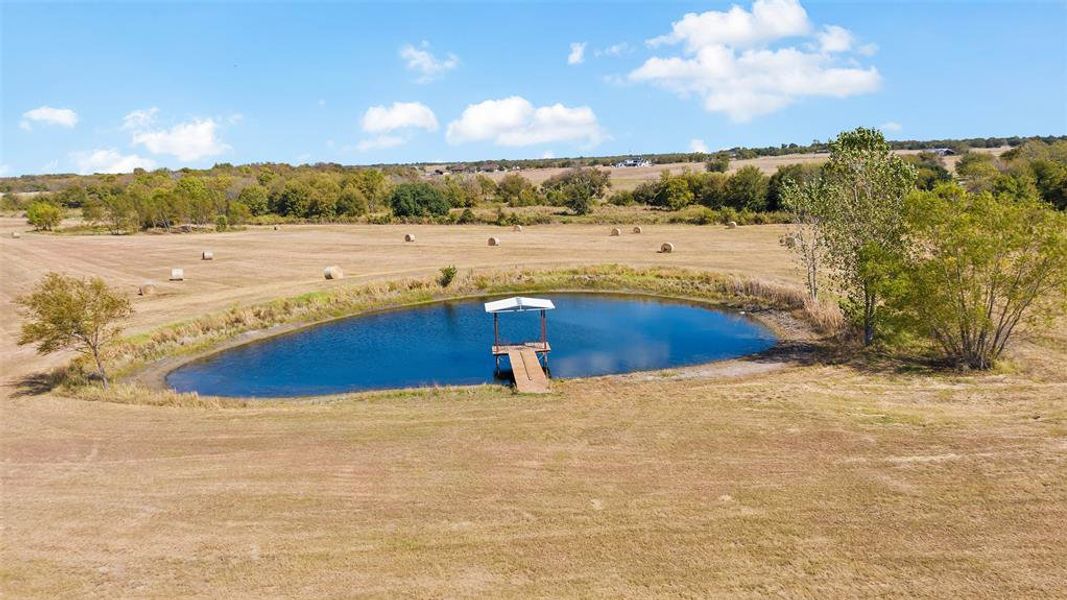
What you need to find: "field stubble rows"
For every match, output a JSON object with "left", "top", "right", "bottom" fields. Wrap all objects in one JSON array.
[{"left": 1, "top": 218, "right": 1064, "bottom": 598}]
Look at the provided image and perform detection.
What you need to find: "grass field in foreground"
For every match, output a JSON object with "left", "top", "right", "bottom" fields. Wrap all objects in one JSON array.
[{"left": 1, "top": 219, "right": 1064, "bottom": 597}]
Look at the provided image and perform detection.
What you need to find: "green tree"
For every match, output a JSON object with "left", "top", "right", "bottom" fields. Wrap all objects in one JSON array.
[
  {"left": 892, "top": 185, "right": 1067, "bottom": 368},
  {"left": 725, "top": 166, "right": 769, "bottom": 211},
  {"left": 780, "top": 177, "right": 831, "bottom": 301},
  {"left": 768, "top": 163, "right": 822, "bottom": 211},
  {"left": 16, "top": 273, "right": 133, "bottom": 388},
  {"left": 388, "top": 182, "right": 450, "bottom": 217},
  {"left": 821, "top": 127, "right": 917, "bottom": 345},
  {"left": 237, "top": 184, "right": 270, "bottom": 215},
  {"left": 705, "top": 152, "right": 730, "bottom": 173},
  {"left": 655, "top": 174, "right": 694, "bottom": 211},
  {"left": 26, "top": 201, "right": 62, "bottom": 230},
  {"left": 496, "top": 173, "right": 535, "bottom": 206}
]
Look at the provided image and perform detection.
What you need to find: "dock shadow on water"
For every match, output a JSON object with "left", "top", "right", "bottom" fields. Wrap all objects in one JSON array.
[{"left": 166, "top": 293, "right": 777, "bottom": 398}]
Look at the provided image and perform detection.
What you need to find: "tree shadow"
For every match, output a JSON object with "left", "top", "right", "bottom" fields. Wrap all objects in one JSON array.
[{"left": 10, "top": 369, "right": 71, "bottom": 398}]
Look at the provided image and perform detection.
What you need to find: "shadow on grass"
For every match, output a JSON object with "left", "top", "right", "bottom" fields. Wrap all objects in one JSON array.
[{"left": 10, "top": 367, "right": 83, "bottom": 398}]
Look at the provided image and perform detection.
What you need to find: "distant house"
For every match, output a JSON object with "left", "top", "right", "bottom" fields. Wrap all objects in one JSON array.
[{"left": 613, "top": 157, "right": 652, "bottom": 168}]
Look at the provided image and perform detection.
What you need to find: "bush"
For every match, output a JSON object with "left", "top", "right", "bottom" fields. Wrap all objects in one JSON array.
[
  {"left": 214, "top": 214, "right": 229, "bottom": 231},
  {"left": 705, "top": 153, "right": 730, "bottom": 173},
  {"left": 456, "top": 207, "right": 477, "bottom": 224},
  {"left": 388, "top": 182, "right": 450, "bottom": 218},
  {"left": 608, "top": 190, "right": 635, "bottom": 206},
  {"left": 437, "top": 265, "right": 458, "bottom": 288},
  {"left": 26, "top": 201, "right": 62, "bottom": 230},
  {"left": 890, "top": 185, "right": 1067, "bottom": 368}
]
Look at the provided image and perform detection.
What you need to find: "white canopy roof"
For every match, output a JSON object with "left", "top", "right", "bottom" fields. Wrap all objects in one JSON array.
[{"left": 483, "top": 296, "right": 556, "bottom": 313}]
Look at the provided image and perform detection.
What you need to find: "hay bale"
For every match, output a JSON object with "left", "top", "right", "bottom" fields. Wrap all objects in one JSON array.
[
  {"left": 404, "top": 233, "right": 416, "bottom": 242},
  {"left": 632, "top": 226, "right": 642, "bottom": 234},
  {"left": 323, "top": 266, "right": 344, "bottom": 280},
  {"left": 487, "top": 237, "right": 500, "bottom": 247},
  {"left": 781, "top": 234, "right": 797, "bottom": 249},
  {"left": 513, "top": 224, "right": 523, "bottom": 232},
  {"left": 727, "top": 221, "right": 738, "bottom": 229},
  {"left": 201, "top": 250, "right": 214, "bottom": 260},
  {"left": 169, "top": 268, "right": 184, "bottom": 281},
  {"left": 659, "top": 242, "right": 675, "bottom": 254},
  {"left": 273, "top": 225, "right": 279, "bottom": 231},
  {"left": 610, "top": 227, "right": 621, "bottom": 236},
  {"left": 138, "top": 282, "right": 157, "bottom": 296},
  {"left": 11, "top": 232, "right": 21, "bottom": 239}
]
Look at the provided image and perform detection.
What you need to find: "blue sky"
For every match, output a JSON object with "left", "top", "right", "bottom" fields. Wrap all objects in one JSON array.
[{"left": 2, "top": 0, "right": 1065, "bottom": 176}]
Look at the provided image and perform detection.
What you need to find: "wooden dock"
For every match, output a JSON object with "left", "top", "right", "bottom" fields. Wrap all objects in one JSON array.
[{"left": 506, "top": 347, "right": 550, "bottom": 394}]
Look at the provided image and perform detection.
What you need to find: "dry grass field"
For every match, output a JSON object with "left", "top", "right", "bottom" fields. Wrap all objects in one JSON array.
[
  {"left": 477, "top": 147, "right": 1009, "bottom": 192},
  {"left": 1, "top": 216, "right": 1064, "bottom": 598}
]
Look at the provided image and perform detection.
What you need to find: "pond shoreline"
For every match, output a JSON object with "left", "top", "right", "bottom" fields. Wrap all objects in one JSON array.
[{"left": 132, "top": 289, "right": 813, "bottom": 400}]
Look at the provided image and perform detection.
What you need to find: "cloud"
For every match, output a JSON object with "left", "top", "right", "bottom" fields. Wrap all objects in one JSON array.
[
  {"left": 124, "top": 109, "right": 230, "bottom": 161},
  {"left": 689, "top": 139, "right": 710, "bottom": 153},
  {"left": 446, "top": 96, "right": 605, "bottom": 147},
  {"left": 879, "top": 121, "right": 902, "bottom": 133},
  {"left": 568, "top": 42, "right": 586, "bottom": 65},
  {"left": 400, "top": 42, "right": 459, "bottom": 83},
  {"left": 816, "top": 25, "right": 854, "bottom": 53},
  {"left": 361, "top": 102, "right": 438, "bottom": 133},
  {"left": 596, "top": 43, "right": 632, "bottom": 58},
  {"left": 71, "top": 149, "right": 156, "bottom": 174},
  {"left": 648, "top": 0, "right": 810, "bottom": 50},
  {"left": 630, "top": 0, "right": 880, "bottom": 122},
  {"left": 356, "top": 102, "right": 438, "bottom": 152},
  {"left": 122, "top": 107, "right": 159, "bottom": 130},
  {"left": 21, "top": 106, "right": 79, "bottom": 130}
]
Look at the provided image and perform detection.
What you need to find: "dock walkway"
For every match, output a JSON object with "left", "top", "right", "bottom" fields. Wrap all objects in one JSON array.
[{"left": 506, "top": 347, "right": 550, "bottom": 394}]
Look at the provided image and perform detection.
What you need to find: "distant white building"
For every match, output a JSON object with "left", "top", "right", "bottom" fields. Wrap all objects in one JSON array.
[{"left": 614, "top": 157, "right": 652, "bottom": 168}]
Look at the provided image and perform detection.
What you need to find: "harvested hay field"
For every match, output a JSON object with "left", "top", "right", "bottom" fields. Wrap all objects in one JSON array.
[{"left": 1, "top": 216, "right": 1065, "bottom": 598}]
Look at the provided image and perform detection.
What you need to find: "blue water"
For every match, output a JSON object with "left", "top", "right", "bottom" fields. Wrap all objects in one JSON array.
[{"left": 166, "top": 293, "right": 777, "bottom": 397}]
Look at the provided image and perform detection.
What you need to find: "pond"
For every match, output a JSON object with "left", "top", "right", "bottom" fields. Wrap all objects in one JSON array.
[{"left": 166, "top": 293, "right": 777, "bottom": 397}]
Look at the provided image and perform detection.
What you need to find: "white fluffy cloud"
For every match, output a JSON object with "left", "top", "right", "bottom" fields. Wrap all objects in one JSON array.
[
  {"left": 20, "top": 106, "right": 79, "bottom": 130},
  {"left": 568, "top": 42, "right": 586, "bottom": 65},
  {"left": 71, "top": 149, "right": 156, "bottom": 174},
  {"left": 123, "top": 109, "right": 229, "bottom": 161},
  {"left": 631, "top": 0, "right": 880, "bottom": 122},
  {"left": 879, "top": 120, "right": 902, "bottom": 133},
  {"left": 689, "top": 139, "right": 710, "bottom": 153},
  {"left": 446, "top": 96, "right": 605, "bottom": 147},
  {"left": 816, "top": 25, "right": 854, "bottom": 53},
  {"left": 361, "top": 102, "right": 438, "bottom": 133},
  {"left": 400, "top": 42, "right": 458, "bottom": 83},
  {"left": 356, "top": 102, "right": 438, "bottom": 152}
]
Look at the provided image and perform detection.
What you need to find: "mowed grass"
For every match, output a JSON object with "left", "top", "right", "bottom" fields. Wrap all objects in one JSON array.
[
  {"left": 2, "top": 358, "right": 1065, "bottom": 598},
  {"left": 1, "top": 218, "right": 1065, "bottom": 597}
]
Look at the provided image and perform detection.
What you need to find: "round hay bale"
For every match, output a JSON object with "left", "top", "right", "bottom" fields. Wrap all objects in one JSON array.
[
  {"left": 632, "top": 226, "right": 642, "bottom": 234},
  {"left": 781, "top": 234, "right": 797, "bottom": 249},
  {"left": 201, "top": 250, "right": 214, "bottom": 260},
  {"left": 513, "top": 224, "right": 523, "bottom": 232},
  {"left": 404, "top": 233, "right": 416, "bottom": 242},
  {"left": 727, "top": 221, "right": 738, "bottom": 229},
  {"left": 610, "top": 227, "right": 621, "bottom": 236},
  {"left": 273, "top": 225, "right": 279, "bottom": 231},
  {"left": 659, "top": 242, "right": 675, "bottom": 254},
  {"left": 169, "top": 268, "right": 185, "bottom": 281},
  {"left": 138, "top": 282, "right": 157, "bottom": 296},
  {"left": 11, "top": 232, "right": 21, "bottom": 239},
  {"left": 487, "top": 237, "right": 500, "bottom": 247},
  {"left": 323, "top": 266, "right": 344, "bottom": 280}
]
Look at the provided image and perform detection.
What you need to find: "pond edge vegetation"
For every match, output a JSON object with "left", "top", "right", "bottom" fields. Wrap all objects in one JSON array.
[{"left": 47, "top": 265, "right": 839, "bottom": 408}]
